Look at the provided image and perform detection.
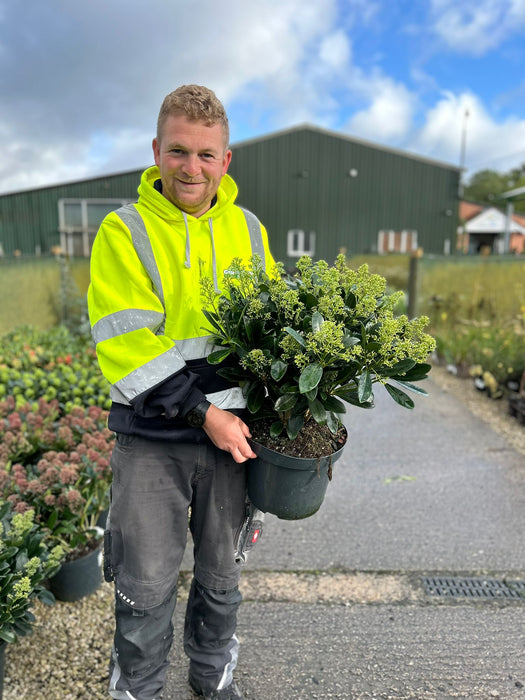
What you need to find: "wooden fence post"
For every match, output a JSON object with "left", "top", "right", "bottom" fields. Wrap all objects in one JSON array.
[{"left": 408, "top": 249, "right": 423, "bottom": 318}]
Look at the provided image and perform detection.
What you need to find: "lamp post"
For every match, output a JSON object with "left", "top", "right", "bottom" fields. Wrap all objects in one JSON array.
[
  {"left": 459, "top": 108, "right": 469, "bottom": 198},
  {"left": 501, "top": 185, "right": 525, "bottom": 254}
]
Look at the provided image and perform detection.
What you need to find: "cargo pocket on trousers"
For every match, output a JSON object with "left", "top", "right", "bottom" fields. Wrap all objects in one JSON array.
[{"left": 103, "top": 529, "right": 114, "bottom": 582}]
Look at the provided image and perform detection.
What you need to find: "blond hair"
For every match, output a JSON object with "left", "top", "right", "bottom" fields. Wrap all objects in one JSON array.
[{"left": 156, "top": 85, "right": 229, "bottom": 146}]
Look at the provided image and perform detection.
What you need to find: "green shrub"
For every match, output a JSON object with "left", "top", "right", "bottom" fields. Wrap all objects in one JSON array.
[
  {"left": 419, "top": 257, "right": 525, "bottom": 387},
  {"left": 0, "top": 326, "right": 110, "bottom": 411}
]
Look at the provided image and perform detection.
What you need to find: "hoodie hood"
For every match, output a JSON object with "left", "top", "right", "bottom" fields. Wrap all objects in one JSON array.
[
  {"left": 137, "top": 165, "right": 238, "bottom": 223},
  {"left": 137, "top": 166, "right": 239, "bottom": 292}
]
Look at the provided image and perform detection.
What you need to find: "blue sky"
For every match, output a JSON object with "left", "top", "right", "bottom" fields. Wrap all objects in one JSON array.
[{"left": 1, "top": 0, "right": 524, "bottom": 194}]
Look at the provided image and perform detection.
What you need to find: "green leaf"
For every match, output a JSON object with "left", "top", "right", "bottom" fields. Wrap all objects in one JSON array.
[
  {"left": 286, "top": 414, "right": 304, "bottom": 440},
  {"left": 311, "top": 311, "right": 324, "bottom": 332},
  {"left": 284, "top": 327, "right": 306, "bottom": 347},
  {"left": 270, "top": 360, "right": 288, "bottom": 382},
  {"left": 342, "top": 332, "right": 360, "bottom": 348},
  {"left": 246, "top": 382, "right": 266, "bottom": 413},
  {"left": 384, "top": 383, "right": 415, "bottom": 409},
  {"left": 270, "top": 421, "right": 284, "bottom": 438},
  {"left": 305, "top": 387, "right": 318, "bottom": 401},
  {"left": 217, "top": 367, "right": 249, "bottom": 382},
  {"left": 335, "top": 387, "right": 375, "bottom": 408},
  {"left": 37, "top": 589, "right": 56, "bottom": 606},
  {"left": 345, "top": 291, "right": 356, "bottom": 309},
  {"left": 300, "top": 292, "right": 318, "bottom": 309},
  {"left": 393, "top": 380, "right": 429, "bottom": 396},
  {"left": 299, "top": 363, "right": 323, "bottom": 393},
  {"left": 201, "top": 309, "right": 224, "bottom": 334},
  {"left": 308, "top": 398, "right": 328, "bottom": 424},
  {"left": 274, "top": 393, "right": 297, "bottom": 412},
  {"left": 0, "top": 628, "right": 17, "bottom": 643},
  {"left": 358, "top": 370, "right": 372, "bottom": 402},
  {"left": 47, "top": 510, "right": 58, "bottom": 529},
  {"left": 387, "top": 358, "right": 417, "bottom": 376},
  {"left": 392, "top": 362, "right": 432, "bottom": 382},
  {"left": 321, "top": 395, "right": 347, "bottom": 414},
  {"left": 16, "top": 551, "right": 29, "bottom": 571},
  {"left": 326, "top": 411, "right": 341, "bottom": 434},
  {"left": 207, "top": 348, "right": 232, "bottom": 365}
]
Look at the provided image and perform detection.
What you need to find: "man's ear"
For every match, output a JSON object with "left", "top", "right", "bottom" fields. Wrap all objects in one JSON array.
[
  {"left": 152, "top": 138, "right": 160, "bottom": 166},
  {"left": 222, "top": 149, "right": 232, "bottom": 175}
]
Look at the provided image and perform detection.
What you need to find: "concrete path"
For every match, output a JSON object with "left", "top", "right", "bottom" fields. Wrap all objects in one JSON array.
[{"left": 165, "top": 377, "right": 525, "bottom": 699}]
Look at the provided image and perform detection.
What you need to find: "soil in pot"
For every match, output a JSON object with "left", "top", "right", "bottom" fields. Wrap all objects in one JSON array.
[{"left": 249, "top": 417, "right": 347, "bottom": 459}]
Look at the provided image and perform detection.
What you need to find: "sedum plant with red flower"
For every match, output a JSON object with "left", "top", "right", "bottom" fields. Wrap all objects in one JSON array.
[{"left": 0, "top": 397, "right": 114, "bottom": 558}]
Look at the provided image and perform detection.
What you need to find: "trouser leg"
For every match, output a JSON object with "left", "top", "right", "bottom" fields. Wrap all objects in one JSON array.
[
  {"left": 184, "top": 445, "right": 247, "bottom": 694},
  {"left": 109, "top": 587, "right": 177, "bottom": 700},
  {"left": 184, "top": 580, "right": 242, "bottom": 694},
  {"left": 107, "top": 435, "right": 194, "bottom": 700}
]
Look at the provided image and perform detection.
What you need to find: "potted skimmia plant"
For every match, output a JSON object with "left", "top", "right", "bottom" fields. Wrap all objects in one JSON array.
[
  {"left": 201, "top": 254, "right": 436, "bottom": 519},
  {"left": 0, "top": 501, "right": 63, "bottom": 698}
]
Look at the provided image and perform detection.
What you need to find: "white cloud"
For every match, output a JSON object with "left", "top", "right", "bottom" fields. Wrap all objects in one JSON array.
[
  {"left": 345, "top": 79, "right": 416, "bottom": 143},
  {"left": 0, "top": 0, "right": 524, "bottom": 194},
  {"left": 430, "top": 0, "right": 525, "bottom": 54},
  {"left": 0, "top": 0, "right": 344, "bottom": 192},
  {"left": 411, "top": 91, "right": 525, "bottom": 175}
]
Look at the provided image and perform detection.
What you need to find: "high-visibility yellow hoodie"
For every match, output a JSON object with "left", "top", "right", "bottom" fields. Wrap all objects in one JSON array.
[{"left": 87, "top": 165, "right": 274, "bottom": 440}]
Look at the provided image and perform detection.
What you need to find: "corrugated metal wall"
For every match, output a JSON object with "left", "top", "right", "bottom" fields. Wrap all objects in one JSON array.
[
  {"left": 0, "top": 169, "right": 143, "bottom": 255},
  {"left": 228, "top": 126, "right": 460, "bottom": 265}
]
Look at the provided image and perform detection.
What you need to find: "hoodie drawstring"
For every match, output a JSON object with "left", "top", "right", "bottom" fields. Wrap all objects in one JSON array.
[
  {"left": 181, "top": 211, "right": 221, "bottom": 294},
  {"left": 182, "top": 211, "right": 191, "bottom": 269},
  {"left": 208, "top": 217, "right": 221, "bottom": 294}
]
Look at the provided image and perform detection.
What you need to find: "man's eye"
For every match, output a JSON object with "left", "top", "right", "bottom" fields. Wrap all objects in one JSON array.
[{"left": 170, "top": 149, "right": 184, "bottom": 155}]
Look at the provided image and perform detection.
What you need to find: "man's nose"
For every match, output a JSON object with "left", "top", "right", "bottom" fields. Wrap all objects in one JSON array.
[{"left": 182, "top": 154, "right": 200, "bottom": 177}]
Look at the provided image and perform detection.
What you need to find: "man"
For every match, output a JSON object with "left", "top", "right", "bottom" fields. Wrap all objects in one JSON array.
[{"left": 88, "top": 85, "right": 274, "bottom": 700}]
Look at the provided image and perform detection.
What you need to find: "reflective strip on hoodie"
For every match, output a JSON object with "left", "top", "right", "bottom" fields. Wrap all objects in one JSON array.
[
  {"left": 112, "top": 345, "right": 187, "bottom": 402},
  {"left": 115, "top": 205, "right": 166, "bottom": 331},
  {"left": 241, "top": 208, "right": 266, "bottom": 270},
  {"left": 91, "top": 308, "right": 165, "bottom": 345}
]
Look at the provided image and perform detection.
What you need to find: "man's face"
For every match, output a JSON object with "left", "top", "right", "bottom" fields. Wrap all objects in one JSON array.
[{"left": 152, "top": 114, "right": 232, "bottom": 218}]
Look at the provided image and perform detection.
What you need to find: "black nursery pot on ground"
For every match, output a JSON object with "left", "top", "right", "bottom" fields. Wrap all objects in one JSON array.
[
  {"left": 48, "top": 531, "right": 103, "bottom": 602},
  {"left": 247, "top": 430, "right": 347, "bottom": 520}
]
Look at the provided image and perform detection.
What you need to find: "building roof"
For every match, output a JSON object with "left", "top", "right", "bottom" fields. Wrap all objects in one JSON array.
[
  {"left": 464, "top": 206, "right": 525, "bottom": 234},
  {"left": 231, "top": 123, "right": 462, "bottom": 172},
  {"left": 459, "top": 201, "right": 484, "bottom": 221}
]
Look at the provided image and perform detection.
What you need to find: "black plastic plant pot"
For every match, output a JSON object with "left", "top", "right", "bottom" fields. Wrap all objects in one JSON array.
[
  {"left": 48, "top": 540, "right": 103, "bottom": 602},
  {"left": 247, "top": 431, "right": 347, "bottom": 520}
]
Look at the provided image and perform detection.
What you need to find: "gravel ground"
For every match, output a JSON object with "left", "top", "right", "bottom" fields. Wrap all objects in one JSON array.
[{"left": 2, "top": 366, "right": 524, "bottom": 700}]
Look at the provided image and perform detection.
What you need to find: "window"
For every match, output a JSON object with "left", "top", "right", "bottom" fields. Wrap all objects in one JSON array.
[
  {"left": 377, "top": 230, "right": 418, "bottom": 254},
  {"left": 287, "top": 229, "right": 316, "bottom": 257},
  {"left": 58, "top": 198, "right": 134, "bottom": 257}
]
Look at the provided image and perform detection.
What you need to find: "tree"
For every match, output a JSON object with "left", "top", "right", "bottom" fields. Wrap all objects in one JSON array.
[{"left": 463, "top": 164, "right": 525, "bottom": 214}]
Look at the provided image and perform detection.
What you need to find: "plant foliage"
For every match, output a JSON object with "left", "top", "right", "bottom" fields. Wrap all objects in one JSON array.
[
  {"left": 0, "top": 501, "right": 63, "bottom": 644},
  {"left": 201, "top": 255, "right": 435, "bottom": 441}
]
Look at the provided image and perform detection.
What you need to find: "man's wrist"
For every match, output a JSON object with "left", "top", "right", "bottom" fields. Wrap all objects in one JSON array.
[{"left": 184, "top": 400, "right": 211, "bottom": 428}]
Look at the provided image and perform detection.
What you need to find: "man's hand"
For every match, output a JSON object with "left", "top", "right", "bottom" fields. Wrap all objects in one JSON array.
[{"left": 202, "top": 404, "right": 257, "bottom": 463}]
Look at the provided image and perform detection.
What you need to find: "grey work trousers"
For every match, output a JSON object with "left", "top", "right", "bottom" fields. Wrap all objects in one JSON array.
[{"left": 106, "top": 434, "right": 248, "bottom": 700}]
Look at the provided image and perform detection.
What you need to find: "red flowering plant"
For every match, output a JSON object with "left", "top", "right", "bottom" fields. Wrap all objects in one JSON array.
[{"left": 0, "top": 397, "right": 114, "bottom": 561}]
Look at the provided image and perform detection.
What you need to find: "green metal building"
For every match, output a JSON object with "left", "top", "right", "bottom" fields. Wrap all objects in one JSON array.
[
  {"left": 229, "top": 125, "right": 460, "bottom": 267},
  {"left": 0, "top": 124, "right": 460, "bottom": 263}
]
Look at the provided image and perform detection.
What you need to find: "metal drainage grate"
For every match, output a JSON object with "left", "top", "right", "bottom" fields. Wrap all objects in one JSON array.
[{"left": 422, "top": 576, "right": 525, "bottom": 600}]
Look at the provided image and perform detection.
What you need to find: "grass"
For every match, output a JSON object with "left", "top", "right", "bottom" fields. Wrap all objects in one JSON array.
[
  {"left": 1, "top": 254, "right": 524, "bottom": 389},
  {"left": 0, "top": 257, "right": 90, "bottom": 335},
  {"left": 347, "top": 254, "right": 525, "bottom": 386}
]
